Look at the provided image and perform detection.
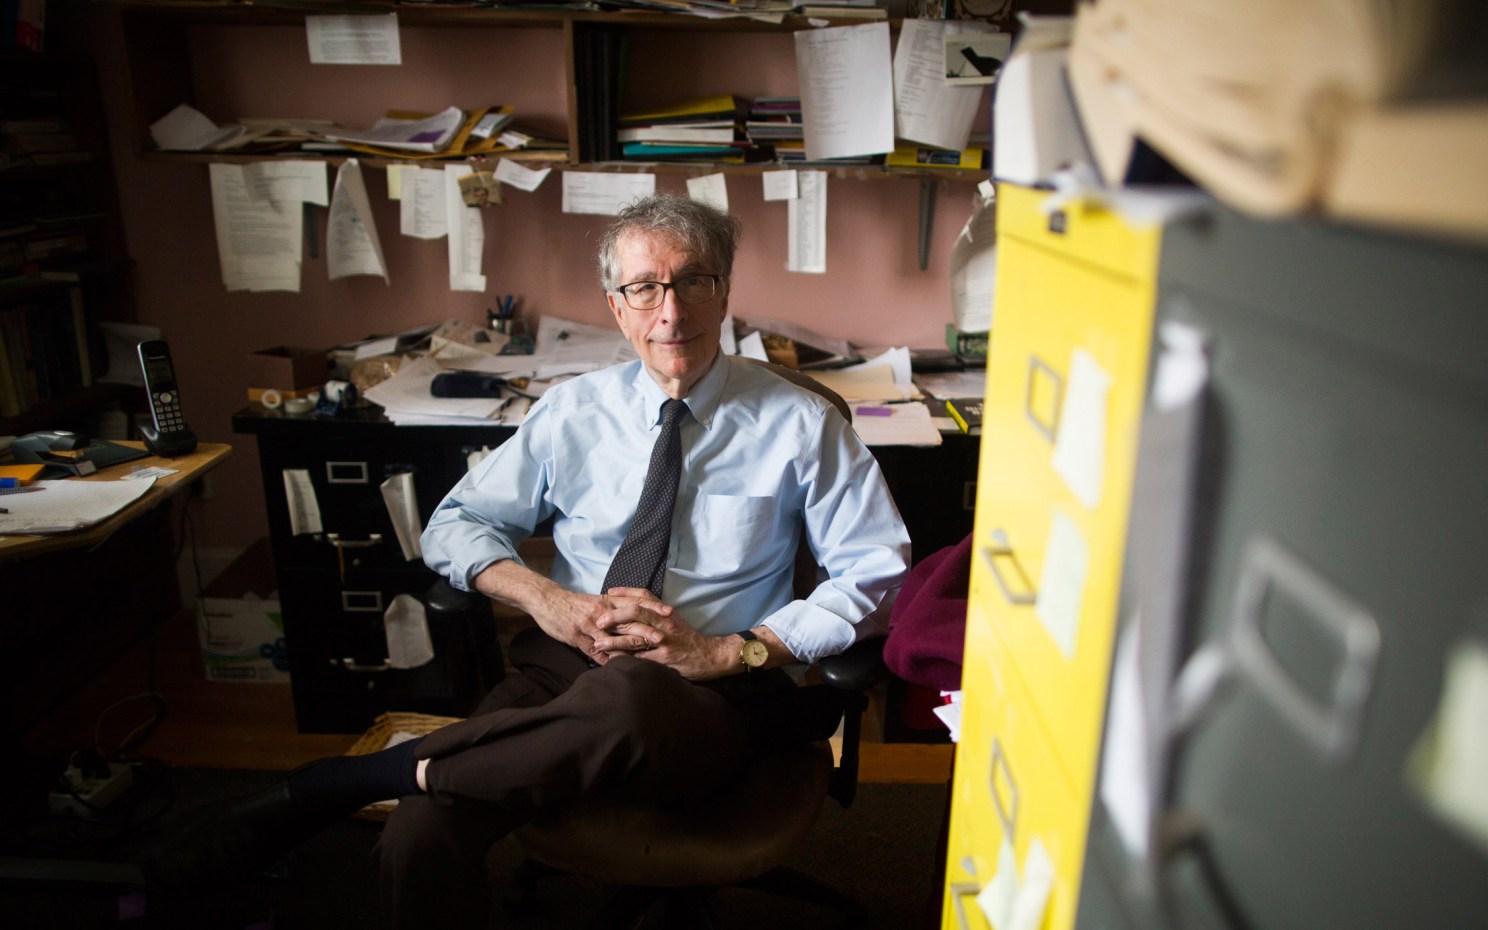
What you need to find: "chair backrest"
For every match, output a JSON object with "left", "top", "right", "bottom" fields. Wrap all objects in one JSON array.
[{"left": 738, "top": 357, "right": 852, "bottom": 421}]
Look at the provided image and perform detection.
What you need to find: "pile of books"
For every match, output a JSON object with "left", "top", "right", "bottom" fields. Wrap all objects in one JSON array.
[
  {"left": 617, "top": 95, "right": 756, "bottom": 163},
  {"left": 0, "top": 286, "right": 96, "bottom": 418},
  {"left": 744, "top": 97, "right": 804, "bottom": 163},
  {"left": 0, "top": 117, "right": 90, "bottom": 170}
]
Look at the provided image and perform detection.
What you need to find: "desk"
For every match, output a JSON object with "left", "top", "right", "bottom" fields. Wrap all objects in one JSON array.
[
  {"left": 233, "top": 406, "right": 977, "bottom": 733},
  {"left": 1, "top": 442, "right": 232, "bottom": 735},
  {"left": 0, "top": 442, "right": 232, "bottom": 561}
]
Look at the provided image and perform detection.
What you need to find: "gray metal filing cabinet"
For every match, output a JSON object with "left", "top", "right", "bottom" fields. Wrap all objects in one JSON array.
[{"left": 1078, "top": 206, "right": 1488, "bottom": 928}]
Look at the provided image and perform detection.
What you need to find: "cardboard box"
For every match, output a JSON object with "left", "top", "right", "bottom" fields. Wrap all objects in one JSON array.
[
  {"left": 248, "top": 345, "right": 326, "bottom": 392},
  {"left": 195, "top": 538, "right": 288, "bottom": 683}
]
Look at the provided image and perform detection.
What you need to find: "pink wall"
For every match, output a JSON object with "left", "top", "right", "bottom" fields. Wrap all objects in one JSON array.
[{"left": 90, "top": 13, "right": 985, "bottom": 552}]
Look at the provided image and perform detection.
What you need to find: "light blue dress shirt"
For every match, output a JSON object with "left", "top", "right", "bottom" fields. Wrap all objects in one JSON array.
[{"left": 421, "top": 355, "right": 911, "bottom": 664}]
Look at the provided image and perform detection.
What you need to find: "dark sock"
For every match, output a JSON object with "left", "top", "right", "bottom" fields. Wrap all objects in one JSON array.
[{"left": 285, "top": 735, "right": 425, "bottom": 818}]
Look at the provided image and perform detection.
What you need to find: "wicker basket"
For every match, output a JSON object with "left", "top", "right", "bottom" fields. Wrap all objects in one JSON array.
[{"left": 345, "top": 711, "right": 463, "bottom": 820}]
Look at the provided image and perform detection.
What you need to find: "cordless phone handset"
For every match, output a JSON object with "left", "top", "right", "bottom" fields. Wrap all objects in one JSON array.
[{"left": 137, "top": 339, "right": 198, "bottom": 458}]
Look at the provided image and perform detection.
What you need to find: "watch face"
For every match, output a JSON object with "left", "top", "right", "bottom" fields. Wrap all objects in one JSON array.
[{"left": 742, "top": 639, "right": 769, "bottom": 668}]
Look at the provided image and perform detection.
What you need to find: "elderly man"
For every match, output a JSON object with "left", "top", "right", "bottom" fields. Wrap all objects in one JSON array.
[{"left": 145, "top": 193, "right": 909, "bottom": 928}]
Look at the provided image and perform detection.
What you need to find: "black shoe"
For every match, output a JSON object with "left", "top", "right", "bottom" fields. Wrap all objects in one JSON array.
[{"left": 141, "top": 780, "right": 318, "bottom": 895}]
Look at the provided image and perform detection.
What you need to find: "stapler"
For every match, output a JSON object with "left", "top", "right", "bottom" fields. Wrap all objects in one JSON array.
[{"left": 11, "top": 431, "right": 98, "bottom": 476}]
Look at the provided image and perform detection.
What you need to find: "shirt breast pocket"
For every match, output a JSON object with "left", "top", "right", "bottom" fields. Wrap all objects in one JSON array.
[{"left": 691, "top": 493, "right": 783, "bottom": 576}]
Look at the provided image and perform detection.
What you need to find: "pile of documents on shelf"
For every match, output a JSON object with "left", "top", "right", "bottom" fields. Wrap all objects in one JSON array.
[
  {"left": 1062, "top": 0, "right": 1488, "bottom": 243},
  {"left": 149, "top": 103, "right": 568, "bottom": 162}
]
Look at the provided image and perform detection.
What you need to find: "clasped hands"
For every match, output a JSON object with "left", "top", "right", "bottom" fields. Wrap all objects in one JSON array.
[{"left": 553, "top": 586, "right": 735, "bottom": 680}]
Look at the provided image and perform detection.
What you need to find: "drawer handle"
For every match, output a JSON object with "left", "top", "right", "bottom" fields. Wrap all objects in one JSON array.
[
  {"left": 990, "top": 736, "right": 1020, "bottom": 840},
  {"left": 1229, "top": 535, "right": 1380, "bottom": 762},
  {"left": 324, "top": 532, "right": 384, "bottom": 549},
  {"left": 326, "top": 461, "right": 370, "bottom": 484},
  {"left": 981, "top": 530, "right": 1037, "bottom": 606},
  {"left": 341, "top": 590, "right": 385, "bottom": 613},
  {"left": 948, "top": 881, "right": 981, "bottom": 930},
  {"left": 1025, "top": 354, "right": 1063, "bottom": 442},
  {"left": 339, "top": 657, "right": 390, "bottom": 673}
]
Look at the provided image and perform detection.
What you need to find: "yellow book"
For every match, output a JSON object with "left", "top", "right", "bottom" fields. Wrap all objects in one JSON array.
[
  {"left": 0, "top": 463, "right": 46, "bottom": 485},
  {"left": 620, "top": 95, "right": 740, "bottom": 125}
]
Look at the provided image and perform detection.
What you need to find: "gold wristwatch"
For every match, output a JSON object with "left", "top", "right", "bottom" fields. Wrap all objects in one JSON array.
[{"left": 738, "top": 629, "right": 768, "bottom": 672}]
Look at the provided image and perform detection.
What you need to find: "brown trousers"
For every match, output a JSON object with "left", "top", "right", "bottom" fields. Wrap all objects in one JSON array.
[{"left": 372, "top": 627, "right": 796, "bottom": 929}]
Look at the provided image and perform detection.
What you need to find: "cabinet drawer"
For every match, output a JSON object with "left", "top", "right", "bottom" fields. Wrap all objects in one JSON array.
[
  {"left": 942, "top": 605, "right": 1088, "bottom": 930},
  {"left": 996, "top": 183, "right": 1162, "bottom": 282},
  {"left": 261, "top": 438, "right": 456, "bottom": 574},
  {"left": 972, "top": 222, "right": 1156, "bottom": 798}
]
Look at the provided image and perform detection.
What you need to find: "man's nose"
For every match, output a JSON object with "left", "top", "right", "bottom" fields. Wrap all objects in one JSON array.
[{"left": 657, "top": 286, "right": 688, "bottom": 321}]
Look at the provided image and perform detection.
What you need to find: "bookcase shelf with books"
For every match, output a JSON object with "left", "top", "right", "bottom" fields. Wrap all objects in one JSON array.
[
  {"left": 1, "top": 8, "right": 134, "bottom": 435},
  {"left": 101, "top": 2, "right": 993, "bottom": 182}
]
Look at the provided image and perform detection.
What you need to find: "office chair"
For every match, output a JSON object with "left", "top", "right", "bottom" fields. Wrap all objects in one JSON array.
[{"left": 505, "top": 361, "right": 889, "bottom": 928}]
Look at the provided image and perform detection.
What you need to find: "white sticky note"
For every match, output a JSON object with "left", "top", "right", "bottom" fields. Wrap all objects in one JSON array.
[
  {"left": 787, "top": 170, "right": 827, "bottom": 274},
  {"left": 1035, "top": 509, "right": 1089, "bottom": 659},
  {"left": 1050, "top": 348, "right": 1111, "bottom": 510},
  {"left": 445, "top": 164, "right": 486, "bottom": 292},
  {"left": 306, "top": 14, "right": 401, "bottom": 65},
  {"left": 383, "top": 593, "right": 434, "bottom": 669},
  {"left": 282, "top": 469, "right": 323, "bottom": 536},
  {"left": 1009, "top": 838, "right": 1055, "bottom": 930},
  {"left": 686, "top": 173, "right": 729, "bottom": 212},
  {"left": 562, "top": 171, "right": 656, "bottom": 216},
  {"left": 1100, "top": 621, "right": 1153, "bottom": 860},
  {"left": 328, "top": 158, "right": 389, "bottom": 282},
  {"left": 400, "top": 167, "right": 447, "bottom": 240},
  {"left": 762, "top": 170, "right": 798, "bottom": 201},
  {"left": 1408, "top": 639, "right": 1488, "bottom": 853},
  {"left": 976, "top": 837, "right": 1019, "bottom": 929},
  {"left": 495, "top": 157, "right": 552, "bottom": 192},
  {"left": 386, "top": 164, "right": 404, "bottom": 200}
]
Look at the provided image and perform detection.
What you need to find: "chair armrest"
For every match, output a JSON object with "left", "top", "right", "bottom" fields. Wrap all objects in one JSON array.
[{"left": 818, "top": 636, "right": 886, "bottom": 692}]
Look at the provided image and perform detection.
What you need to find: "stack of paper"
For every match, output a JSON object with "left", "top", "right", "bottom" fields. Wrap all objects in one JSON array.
[
  {"left": 362, "top": 356, "right": 520, "bottom": 427},
  {"left": 0, "top": 477, "right": 155, "bottom": 535}
]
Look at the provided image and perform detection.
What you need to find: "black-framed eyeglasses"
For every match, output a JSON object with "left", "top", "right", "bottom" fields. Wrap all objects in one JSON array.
[{"left": 614, "top": 274, "right": 721, "bottom": 311}]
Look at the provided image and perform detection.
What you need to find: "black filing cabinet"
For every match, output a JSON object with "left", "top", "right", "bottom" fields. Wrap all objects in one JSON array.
[{"left": 235, "top": 406, "right": 513, "bottom": 733}]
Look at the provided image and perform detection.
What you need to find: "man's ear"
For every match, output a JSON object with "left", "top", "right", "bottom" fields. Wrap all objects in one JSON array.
[{"left": 606, "top": 290, "right": 625, "bottom": 326}]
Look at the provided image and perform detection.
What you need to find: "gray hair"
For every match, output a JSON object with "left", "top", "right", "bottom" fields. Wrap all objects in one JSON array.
[{"left": 597, "top": 193, "right": 742, "bottom": 292}]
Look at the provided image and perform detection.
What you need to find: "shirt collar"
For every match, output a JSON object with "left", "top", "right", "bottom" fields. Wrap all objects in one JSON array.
[{"left": 627, "top": 354, "right": 729, "bottom": 430}]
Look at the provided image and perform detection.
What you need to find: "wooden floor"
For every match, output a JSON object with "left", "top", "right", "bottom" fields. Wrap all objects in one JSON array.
[{"left": 22, "top": 605, "right": 953, "bottom": 785}]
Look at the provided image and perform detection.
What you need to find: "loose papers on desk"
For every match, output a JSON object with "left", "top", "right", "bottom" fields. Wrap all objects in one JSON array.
[
  {"left": 442, "top": 316, "right": 636, "bottom": 381},
  {"left": 362, "top": 356, "right": 525, "bottom": 426},
  {"left": 0, "top": 477, "right": 155, "bottom": 535},
  {"left": 806, "top": 347, "right": 916, "bottom": 402}
]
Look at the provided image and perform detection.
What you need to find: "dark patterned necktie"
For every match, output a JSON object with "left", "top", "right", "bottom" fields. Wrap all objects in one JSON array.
[{"left": 601, "top": 398, "right": 687, "bottom": 598}]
